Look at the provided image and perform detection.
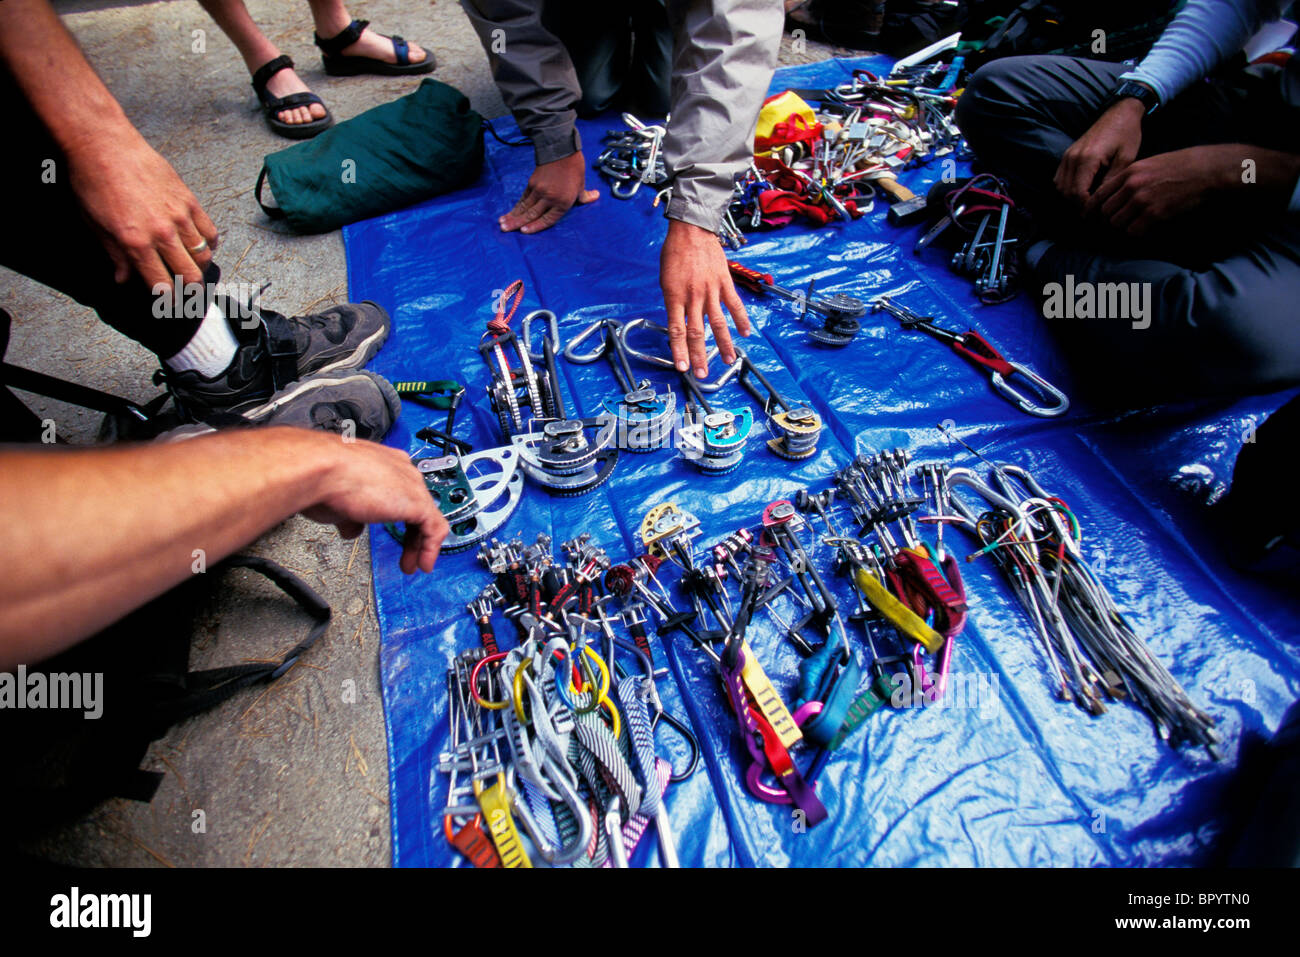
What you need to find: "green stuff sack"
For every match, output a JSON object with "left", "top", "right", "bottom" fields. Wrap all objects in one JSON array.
[{"left": 256, "top": 78, "right": 484, "bottom": 234}]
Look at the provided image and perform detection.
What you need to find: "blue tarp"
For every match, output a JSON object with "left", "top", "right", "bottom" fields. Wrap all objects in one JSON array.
[{"left": 343, "top": 57, "right": 1300, "bottom": 867}]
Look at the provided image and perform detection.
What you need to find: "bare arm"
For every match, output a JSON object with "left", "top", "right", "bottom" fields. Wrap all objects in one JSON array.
[
  {"left": 0, "top": 428, "right": 447, "bottom": 668},
  {"left": 0, "top": 0, "right": 218, "bottom": 287}
]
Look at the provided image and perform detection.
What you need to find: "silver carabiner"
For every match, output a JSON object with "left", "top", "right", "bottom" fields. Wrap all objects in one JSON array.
[
  {"left": 616, "top": 318, "right": 719, "bottom": 371},
  {"left": 562, "top": 318, "right": 614, "bottom": 364},
  {"left": 616, "top": 318, "right": 744, "bottom": 391},
  {"left": 989, "top": 363, "right": 1070, "bottom": 418},
  {"left": 520, "top": 309, "right": 561, "bottom": 363},
  {"left": 611, "top": 177, "right": 643, "bottom": 200}
]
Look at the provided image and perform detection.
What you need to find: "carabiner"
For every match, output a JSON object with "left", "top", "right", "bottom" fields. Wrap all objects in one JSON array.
[
  {"left": 611, "top": 177, "right": 644, "bottom": 200},
  {"left": 520, "top": 309, "right": 561, "bottom": 363},
  {"left": 562, "top": 318, "right": 615, "bottom": 364},
  {"left": 989, "top": 362, "right": 1070, "bottom": 418},
  {"left": 616, "top": 317, "right": 722, "bottom": 372}
]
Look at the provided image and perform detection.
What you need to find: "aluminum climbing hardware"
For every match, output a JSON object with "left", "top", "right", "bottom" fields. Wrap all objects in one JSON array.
[
  {"left": 441, "top": 531, "right": 699, "bottom": 867},
  {"left": 676, "top": 370, "right": 753, "bottom": 475},
  {"left": 480, "top": 280, "right": 620, "bottom": 496},
  {"left": 735, "top": 348, "right": 823, "bottom": 460},
  {"left": 563, "top": 318, "right": 677, "bottom": 453},
  {"left": 871, "top": 294, "right": 1070, "bottom": 418},
  {"left": 408, "top": 446, "right": 525, "bottom": 552},
  {"left": 480, "top": 280, "right": 559, "bottom": 436},
  {"left": 386, "top": 379, "right": 525, "bottom": 552},
  {"left": 596, "top": 113, "right": 668, "bottom": 200},
  {"left": 727, "top": 260, "right": 868, "bottom": 346},
  {"left": 614, "top": 317, "right": 734, "bottom": 384},
  {"left": 937, "top": 449, "right": 1219, "bottom": 754}
]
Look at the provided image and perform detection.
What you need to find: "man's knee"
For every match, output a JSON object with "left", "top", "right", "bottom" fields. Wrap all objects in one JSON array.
[
  {"left": 957, "top": 55, "right": 1074, "bottom": 139},
  {"left": 956, "top": 57, "right": 1030, "bottom": 135}
]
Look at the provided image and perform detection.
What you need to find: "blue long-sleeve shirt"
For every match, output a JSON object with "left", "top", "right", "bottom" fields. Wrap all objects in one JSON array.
[{"left": 1119, "top": 0, "right": 1299, "bottom": 209}]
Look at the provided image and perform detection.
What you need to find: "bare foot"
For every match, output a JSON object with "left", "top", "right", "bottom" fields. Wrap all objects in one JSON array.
[
  {"left": 262, "top": 67, "right": 327, "bottom": 125},
  {"left": 338, "top": 25, "right": 428, "bottom": 65}
]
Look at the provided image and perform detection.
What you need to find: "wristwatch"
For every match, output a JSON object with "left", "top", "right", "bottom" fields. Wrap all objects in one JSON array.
[{"left": 1106, "top": 79, "right": 1160, "bottom": 115}]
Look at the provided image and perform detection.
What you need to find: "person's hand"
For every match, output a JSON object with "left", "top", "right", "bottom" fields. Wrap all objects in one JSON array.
[
  {"left": 1085, "top": 145, "right": 1233, "bottom": 235},
  {"left": 499, "top": 151, "right": 599, "bottom": 234},
  {"left": 660, "top": 218, "right": 751, "bottom": 378},
  {"left": 64, "top": 129, "right": 219, "bottom": 289},
  {"left": 1054, "top": 98, "right": 1144, "bottom": 208},
  {"left": 302, "top": 438, "right": 449, "bottom": 574}
]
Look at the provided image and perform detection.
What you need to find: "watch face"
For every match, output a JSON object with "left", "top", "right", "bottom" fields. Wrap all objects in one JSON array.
[{"left": 1117, "top": 81, "right": 1157, "bottom": 111}]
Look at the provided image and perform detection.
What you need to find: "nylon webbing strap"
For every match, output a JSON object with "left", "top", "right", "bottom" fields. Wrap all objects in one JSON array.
[
  {"left": 618, "top": 676, "right": 661, "bottom": 817},
  {"left": 147, "top": 555, "right": 330, "bottom": 728},
  {"left": 739, "top": 644, "right": 802, "bottom": 749},
  {"left": 477, "top": 778, "right": 532, "bottom": 868},
  {"left": 450, "top": 818, "right": 502, "bottom": 868},
  {"left": 573, "top": 711, "right": 643, "bottom": 819},
  {"left": 600, "top": 758, "right": 671, "bottom": 868}
]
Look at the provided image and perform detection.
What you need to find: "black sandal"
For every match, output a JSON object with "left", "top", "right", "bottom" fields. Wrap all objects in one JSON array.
[
  {"left": 251, "top": 55, "right": 333, "bottom": 140},
  {"left": 314, "top": 18, "right": 436, "bottom": 77}
]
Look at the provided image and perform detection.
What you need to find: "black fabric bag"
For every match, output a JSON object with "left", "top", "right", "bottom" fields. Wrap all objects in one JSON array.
[
  {"left": 961, "top": 0, "right": 1184, "bottom": 70},
  {"left": 0, "top": 556, "right": 331, "bottom": 843}
]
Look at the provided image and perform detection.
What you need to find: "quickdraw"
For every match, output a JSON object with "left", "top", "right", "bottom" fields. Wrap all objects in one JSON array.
[{"left": 871, "top": 294, "right": 1070, "bottom": 418}]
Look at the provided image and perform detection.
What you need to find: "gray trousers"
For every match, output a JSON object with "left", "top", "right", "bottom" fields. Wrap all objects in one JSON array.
[
  {"left": 956, "top": 55, "right": 1300, "bottom": 403},
  {"left": 542, "top": 0, "right": 672, "bottom": 118}
]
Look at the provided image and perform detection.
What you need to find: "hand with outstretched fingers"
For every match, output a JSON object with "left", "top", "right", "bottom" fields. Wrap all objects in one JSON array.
[{"left": 660, "top": 218, "right": 751, "bottom": 379}]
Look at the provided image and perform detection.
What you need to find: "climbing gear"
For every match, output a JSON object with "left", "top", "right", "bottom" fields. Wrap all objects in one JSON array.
[
  {"left": 596, "top": 114, "right": 668, "bottom": 200},
  {"left": 438, "top": 533, "right": 700, "bottom": 867},
  {"left": 480, "top": 281, "right": 619, "bottom": 496},
  {"left": 563, "top": 319, "right": 677, "bottom": 453},
  {"left": 727, "top": 261, "right": 867, "bottom": 346},
  {"left": 676, "top": 369, "right": 753, "bottom": 476},
  {"left": 872, "top": 294, "right": 1070, "bottom": 418},
  {"left": 734, "top": 349, "right": 823, "bottom": 460},
  {"left": 942, "top": 456, "right": 1219, "bottom": 754}
]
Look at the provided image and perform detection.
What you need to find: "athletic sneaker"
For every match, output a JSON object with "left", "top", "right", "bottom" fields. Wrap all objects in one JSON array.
[
  {"left": 159, "top": 299, "right": 391, "bottom": 423},
  {"left": 160, "top": 369, "right": 401, "bottom": 443}
]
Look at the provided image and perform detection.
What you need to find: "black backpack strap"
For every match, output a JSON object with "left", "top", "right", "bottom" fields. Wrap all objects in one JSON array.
[
  {"left": 255, "top": 166, "right": 286, "bottom": 220},
  {"left": 146, "top": 555, "right": 332, "bottom": 728}
]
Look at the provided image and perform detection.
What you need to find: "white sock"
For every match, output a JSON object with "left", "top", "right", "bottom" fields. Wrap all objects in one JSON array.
[{"left": 164, "top": 300, "right": 240, "bottom": 377}]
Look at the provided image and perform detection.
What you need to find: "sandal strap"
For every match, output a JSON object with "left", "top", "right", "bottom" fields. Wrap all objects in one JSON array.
[
  {"left": 251, "top": 54, "right": 295, "bottom": 95},
  {"left": 314, "top": 18, "right": 369, "bottom": 57},
  {"left": 390, "top": 35, "right": 410, "bottom": 65},
  {"left": 261, "top": 90, "right": 326, "bottom": 112}
]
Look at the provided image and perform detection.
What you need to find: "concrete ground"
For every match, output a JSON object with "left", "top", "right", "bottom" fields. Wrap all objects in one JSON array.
[{"left": 4, "top": 1, "right": 850, "bottom": 866}]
